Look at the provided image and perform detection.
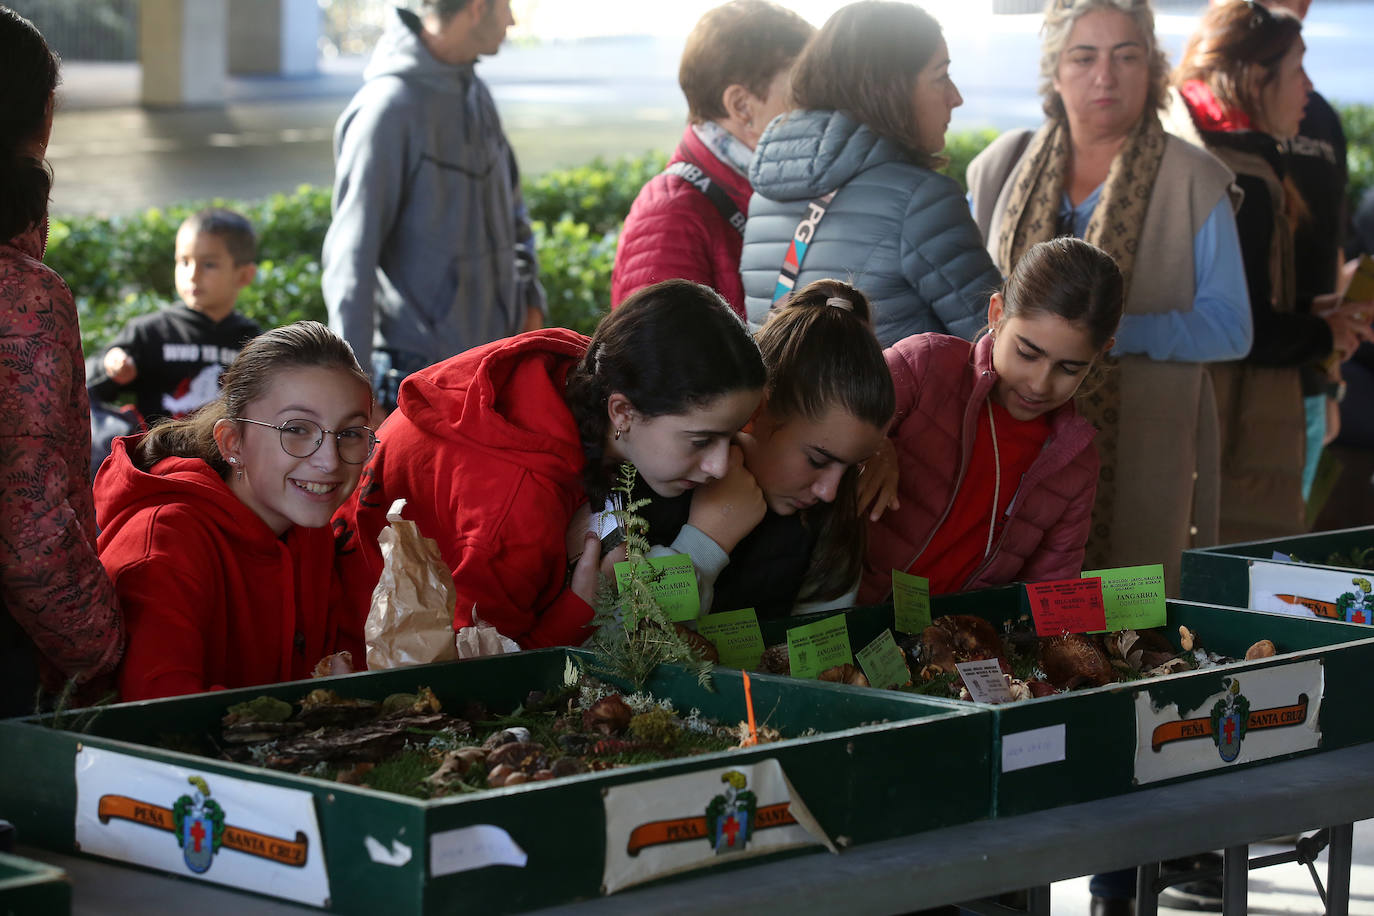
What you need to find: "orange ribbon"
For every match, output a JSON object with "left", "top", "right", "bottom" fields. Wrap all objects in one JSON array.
[
  {"left": 625, "top": 802, "right": 796, "bottom": 856},
  {"left": 1149, "top": 695, "right": 1309, "bottom": 752},
  {"left": 97, "top": 794, "right": 309, "bottom": 867}
]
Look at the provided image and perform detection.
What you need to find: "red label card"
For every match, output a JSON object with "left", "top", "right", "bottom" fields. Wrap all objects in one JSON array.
[{"left": 1026, "top": 577, "right": 1107, "bottom": 635}]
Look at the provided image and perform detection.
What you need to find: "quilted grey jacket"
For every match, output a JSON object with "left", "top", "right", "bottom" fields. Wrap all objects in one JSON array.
[{"left": 741, "top": 110, "right": 1002, "bottom": 346}]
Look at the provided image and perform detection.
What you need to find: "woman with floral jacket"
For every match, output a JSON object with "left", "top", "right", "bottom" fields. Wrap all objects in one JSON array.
[{"left": 0, "top": 7, "right": 122, "bottom": 716}]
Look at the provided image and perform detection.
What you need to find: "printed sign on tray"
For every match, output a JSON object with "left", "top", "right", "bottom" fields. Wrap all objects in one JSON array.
[
  {"left": 601, "top": 758, "right": 834, "bottom": 894},
  {"left": 74, "top": 746, "right": 330, "bottom": 906},
  {"left": 1133, "top": 659, "right": 1323, "bottom": 784}
]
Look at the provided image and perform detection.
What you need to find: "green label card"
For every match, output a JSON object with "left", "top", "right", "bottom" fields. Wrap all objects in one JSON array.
[
  {"left": 892, "top": 570, "right": 932, "bottom": 634},
  {"left": 786, "top": 614, "right": 852, "bottom": 679},
  {"left": 1082, "top": 564, "right": 1167, "bottom": 632},
  {"left": 614, "top": 553, "right": 700, "bottom": 622},
  {"left": 696, "top": 608, "right": 765, "bottom": 669},
  {"left": 855, "top": 630, "right": 910, "bottom": 690}
]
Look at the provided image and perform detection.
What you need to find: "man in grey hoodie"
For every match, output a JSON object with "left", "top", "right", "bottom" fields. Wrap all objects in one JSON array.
[{"left": 323, "top": 0, "right": 545, "bottom": 409}]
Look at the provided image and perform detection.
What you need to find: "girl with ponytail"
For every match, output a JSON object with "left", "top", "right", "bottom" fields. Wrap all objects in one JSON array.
[
  {"left": 633, "top": 278, "right": 896, "bottom": 618},
  {"left": 0, "top": 7, "right": 123, "bottom": 715},
  {"left": 861, "top": 237, "right": 1124, "bottom": 602}
]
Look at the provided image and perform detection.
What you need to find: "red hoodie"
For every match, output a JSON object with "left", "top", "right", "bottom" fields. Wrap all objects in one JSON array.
[
  {"left": 96, "top": 436, "right": 361, "bottom": 701},
  {"left": 332, "top": 329, "right": 595, "bottom": 650}
]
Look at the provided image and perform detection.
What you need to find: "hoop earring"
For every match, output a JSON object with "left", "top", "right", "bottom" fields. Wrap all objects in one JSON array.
[{"left": 614, "top": 427, "right": 623, "bottom": 441}]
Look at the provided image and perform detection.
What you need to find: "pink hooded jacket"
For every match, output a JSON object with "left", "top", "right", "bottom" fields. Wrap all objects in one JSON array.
[{"left": 860, "top": 333, "right": 1100, "bottom": 603}]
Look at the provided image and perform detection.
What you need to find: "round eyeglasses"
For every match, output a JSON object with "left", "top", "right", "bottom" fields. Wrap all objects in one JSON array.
[{"left": 230, "top": 417, "right": 378, "bottom": 465}]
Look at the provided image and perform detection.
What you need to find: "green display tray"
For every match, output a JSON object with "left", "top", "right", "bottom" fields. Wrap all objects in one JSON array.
[
  {"left": 1182, "top": 524, "right": 1374, "bottom": 623},
  {"left": 0, "top": 850, "right": 71, "bottom": 914},
  {"left": 759, "top": 587, "right": 1374, "bottom": 817},
  {"left": 0, "top": 648, "right": 989, "bottom": 914}
]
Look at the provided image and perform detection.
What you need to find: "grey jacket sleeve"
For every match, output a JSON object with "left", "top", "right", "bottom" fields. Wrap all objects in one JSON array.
[
  {"left": 321, "top": 94, "right": 411, "bottom": 371},
  {"left": 894, "top": 173, "right": 1004, "bottom": 343},
  {"left": 646, "top": 525, "right": 730, "bottom": 617},
  {"left": 507, "top": 147, "right": 547, "bottom": 320}
]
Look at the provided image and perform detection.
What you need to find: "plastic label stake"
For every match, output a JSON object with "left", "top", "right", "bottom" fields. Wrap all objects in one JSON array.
[{"left": 892, "top": 570, "right": 932, "bottom": 634}]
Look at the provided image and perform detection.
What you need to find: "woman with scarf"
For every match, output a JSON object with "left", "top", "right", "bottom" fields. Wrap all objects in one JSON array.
[
  {"left": 966, "top": 0, "right": 1252, "bottom": 595},
  {"left": 1166, "top": 0, "right": 1374, "bottom": 543}
]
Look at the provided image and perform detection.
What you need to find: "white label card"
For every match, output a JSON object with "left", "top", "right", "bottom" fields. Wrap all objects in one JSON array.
[
  {"left": 601, "top": 758, "right": 834, "bottom": 895},
  {"left": 955, "top": 659, "right": 1014, "bottom": 704},
  {"left": 1001, "top": 724, "right": 1067, "bottom": 773},
  {"left": 430, "top": 824, "right": 527, "bottom": 877},
  {"left": 1248, "top": 560, "right": 1374, "bottom": 624},
  {"left": 73, "top": 746, "right": 330, "bottom": 907}
]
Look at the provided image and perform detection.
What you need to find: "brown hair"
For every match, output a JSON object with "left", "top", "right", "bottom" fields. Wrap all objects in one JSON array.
[
  {"left": 566, "top": 279, "right": 767, "bottom": 504},
  {"left": 679, "top": 1, "right": 814, "bottom": 124},
  {"left": 1038, "top": 0, "right": 1170, "bottom": 122},
  {"left": 181, "top": 207, "right": 256, "bottom": 266},
  {"left": 0, "top": 7, "right": 58, "bottom": 241},
  {"left": 137, "top": 321, "right": 373, "bottom": 476},
  {"left": 789, "top": 0, "right": 946, "bottom": 167},
  {"left": 1174, "top": 0, "right": 1303, "bottom": 125},
  {"left": 1000, "top": 238, "right": 1124, "bottom": 351},
  {"left": 422, "top": 0, "right": 476, "bottom": 24},
  {"left": 756, "top": 279, "right": 895, "bottom": 602}
]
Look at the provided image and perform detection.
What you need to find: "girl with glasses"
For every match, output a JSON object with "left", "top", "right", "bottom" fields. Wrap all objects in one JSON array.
[{"left": 95, "top": 321, "right": 376, "bottom": 701}]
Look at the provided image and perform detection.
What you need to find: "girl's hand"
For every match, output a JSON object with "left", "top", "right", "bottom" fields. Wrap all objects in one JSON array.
[
  {"left": 564, "top": 502, "right": 593, "bottom": 560},
  {"left": 687, "top": 445, "right": 766, "bottom": 554},
  {"left": 857, "top": 438, "right": 901, "bottom": 521},
  {"left": 103, "top": 346, "right": 138, "bottom": 384},
  {"left": 568, "top": 531, "right": 603, "bottom": 608}
]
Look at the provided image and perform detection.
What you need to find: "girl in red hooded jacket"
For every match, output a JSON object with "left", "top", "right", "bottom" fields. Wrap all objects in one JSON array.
[
  {"left": 97, "top": 321, "right": 376, "bottom": 701},
  {"left": 860, "top": 237, "right": 1124, "bottom": 602},
  {"left": 332, "top": 279, "right": 767, "bottom": 650}
]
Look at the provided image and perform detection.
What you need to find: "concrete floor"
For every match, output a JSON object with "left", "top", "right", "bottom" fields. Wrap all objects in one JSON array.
[{"left": 1050, "top": 824, "right": 1374, "bottom": 913}]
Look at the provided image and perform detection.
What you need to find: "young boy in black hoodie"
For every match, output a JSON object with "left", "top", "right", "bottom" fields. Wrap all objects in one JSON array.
[{"left": 88, "top": 207, "right": 261, "bottom": 426}]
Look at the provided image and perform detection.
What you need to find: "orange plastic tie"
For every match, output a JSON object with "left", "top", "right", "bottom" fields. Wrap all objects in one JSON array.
[{"left": 742, "top": 670, "right": 759, "bottom": 747}]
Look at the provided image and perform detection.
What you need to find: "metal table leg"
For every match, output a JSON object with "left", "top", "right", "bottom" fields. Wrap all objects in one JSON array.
[
  {"left": 1327, "top": 823, "right": 1353, "bottom": 916},
  {"left": 1222, "top": 845, "right": 1248, "bottom": 916},
  {"left": 1136, "top": 862, "right": 1160, "bottom": 916}
]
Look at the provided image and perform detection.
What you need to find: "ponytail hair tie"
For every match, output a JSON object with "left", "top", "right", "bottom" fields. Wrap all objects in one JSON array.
[{"left": 826, "top": 297, "right": 853, "bottom": 311}]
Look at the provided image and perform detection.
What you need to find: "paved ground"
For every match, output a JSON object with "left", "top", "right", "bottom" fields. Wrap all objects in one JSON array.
[{"left": 1051, "top": 824, "right": 1374, "bottom": 914}]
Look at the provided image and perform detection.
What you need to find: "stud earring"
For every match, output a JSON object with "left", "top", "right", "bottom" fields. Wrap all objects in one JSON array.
[{"left": 227, "top": 456, "right": 243, "bottom": 481}]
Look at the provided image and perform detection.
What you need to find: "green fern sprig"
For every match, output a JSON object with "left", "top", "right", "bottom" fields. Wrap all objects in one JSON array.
[{"left": 588, "top": 463, "right": 714, "bottom": 690}]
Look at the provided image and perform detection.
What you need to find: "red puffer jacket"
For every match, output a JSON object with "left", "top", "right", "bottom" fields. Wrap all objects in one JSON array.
[
  {"left": 611, "top": 127, "right": 752, "bottom": 316},
  {"left": 860, "top": 333, "right": 1100, "bottom": 603}
]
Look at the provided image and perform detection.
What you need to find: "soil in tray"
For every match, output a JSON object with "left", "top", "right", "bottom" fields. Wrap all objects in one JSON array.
[{"left": 158, "top": 677, "right": 789, "bottom": 799}]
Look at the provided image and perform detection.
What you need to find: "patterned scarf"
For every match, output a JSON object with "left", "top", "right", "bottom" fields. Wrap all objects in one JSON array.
[
  {"left": 693, "top": 121, "right": 754, "bottom": 178},
  {"left": 993, "top": 113, "right": 1168, "bottom": 569}
]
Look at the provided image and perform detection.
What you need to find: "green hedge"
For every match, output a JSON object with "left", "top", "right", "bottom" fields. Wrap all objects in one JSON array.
[{"left": 50, "top": 110, "right": 1374, "bottom": 354}]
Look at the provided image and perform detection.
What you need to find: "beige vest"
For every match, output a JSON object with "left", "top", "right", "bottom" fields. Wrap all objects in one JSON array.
[
  {"left": 967, "top": 127, "right": 1236, "bottom": 593},
  {"left": 1162, "top": 92, "right": 1307, "bottom": 542}
]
